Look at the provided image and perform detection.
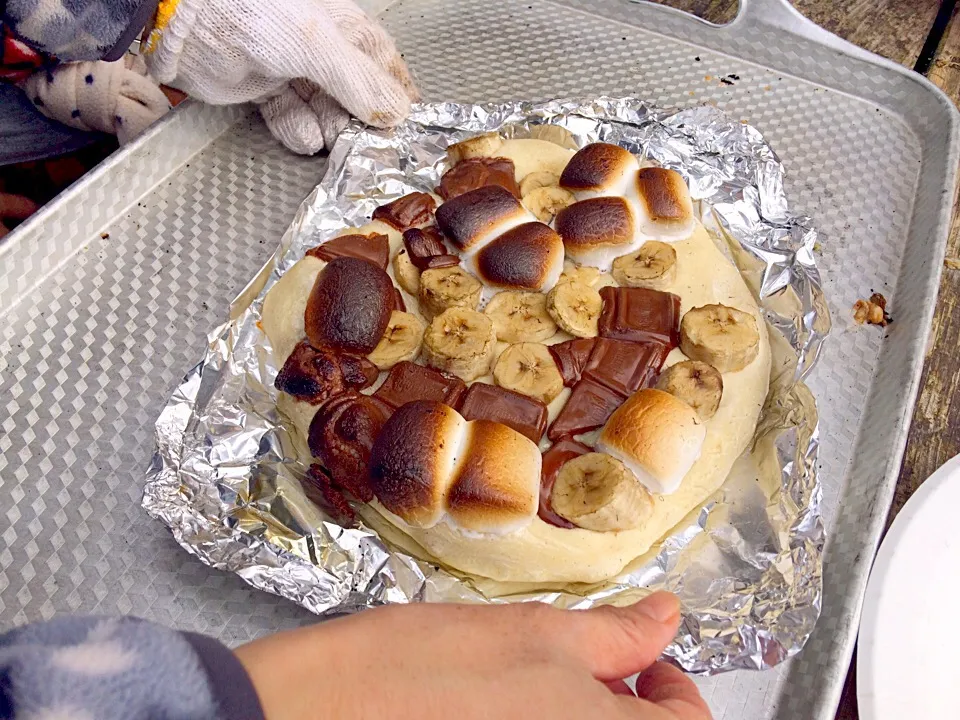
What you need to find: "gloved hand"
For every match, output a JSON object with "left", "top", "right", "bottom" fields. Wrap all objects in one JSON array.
[{"left": 142, "top": 0, "right": 419, "bottom": 155}]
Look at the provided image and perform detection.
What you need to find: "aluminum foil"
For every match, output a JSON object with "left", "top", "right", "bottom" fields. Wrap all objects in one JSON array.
[{"left": 143, "top": 98, "right": 828, "bottom": 673}]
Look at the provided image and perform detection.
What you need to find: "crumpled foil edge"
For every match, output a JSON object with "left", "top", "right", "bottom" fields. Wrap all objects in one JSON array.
[{"left": 143, "top": 98, "right": 828, "bottom": 674}]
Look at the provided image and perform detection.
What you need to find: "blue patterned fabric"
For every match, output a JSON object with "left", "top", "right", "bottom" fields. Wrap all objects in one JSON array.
[
  {"left": 0, "top": 615, "right": 265, "bottom": 720},
  {"left": 2, "top": 0, "right": 159, "bottom": 61}
]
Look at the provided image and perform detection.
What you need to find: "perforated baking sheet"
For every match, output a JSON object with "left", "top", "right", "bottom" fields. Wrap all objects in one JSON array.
[{"left": 1, "top": 1, "right": 956, "bottom": 718}]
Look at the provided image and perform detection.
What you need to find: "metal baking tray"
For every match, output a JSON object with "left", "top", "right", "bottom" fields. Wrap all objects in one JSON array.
[{"left": 1, "top": 0, "right": 956, "bottom": 717}]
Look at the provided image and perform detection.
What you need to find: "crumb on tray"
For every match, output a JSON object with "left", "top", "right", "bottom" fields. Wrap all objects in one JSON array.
[{"left": 853, "top": 293, "right": 891, "bottom": 327}]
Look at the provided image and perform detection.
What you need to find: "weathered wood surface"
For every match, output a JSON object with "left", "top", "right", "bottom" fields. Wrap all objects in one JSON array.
[{"left": 650, "top": 2, "right": 959, "bottom": 719}]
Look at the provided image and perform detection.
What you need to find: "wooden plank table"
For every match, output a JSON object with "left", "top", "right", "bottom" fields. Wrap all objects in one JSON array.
[{"left": 649, "top": 1, "right": 960, "bottom": 718}]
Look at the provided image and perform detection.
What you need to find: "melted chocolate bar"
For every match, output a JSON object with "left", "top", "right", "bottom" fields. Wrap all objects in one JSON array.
[
  {"left": 459, "top": 383, "right": 548, "bottom": 443},
  {"left": 548, "top": 338, "right": 596, "bottom": 387},
  {"left": 303, "top": 464, "right": 356, "bottom": 524},
  {"left": 372, "top": 192, "right": 437, "bottom": 231},
  {"left": 598, "top": 286, "right": 681, "bottom": 348},
  {"left": 275, "top": 341, "right": 378, "bottom": 405},
  {"left": 547, "top": 377, "right": 623, "bottom": 442},
  {"left": 392, "top": 287, "right": 406, "bottom": 313},
  {"left": 437, "top": 157, "right": 521, "bottom": 200},
  {"left": 374, "top": 361, "right": 467, "bottom": 410},
  {"left": 538, "top": 438, "right": 592, "bottom": 528},
  {"left": 403, "top": 227, "right": 460, "bottom": 271},
  {"left": 306, "top": 233, "right": 390, "bottom": 270},
  {"left": 582, "top": 338, "right": 670, "bottom": 397}
]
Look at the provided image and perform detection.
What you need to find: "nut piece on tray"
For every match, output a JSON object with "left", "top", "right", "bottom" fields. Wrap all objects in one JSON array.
[
  {"left": 459, "top": 382, "right": 549, "bottom": 443},
  {"left": 304, "top": 256, "right": 395, "bottom": 354},
  {"left": 306, "top": 232, "right": 390, "bottom": 269},
  {"left": 373, "top": 360, "right": 467, "bottom": 410},
  {"left": 275, "top": 341, "right": 378, "bottom": 405},
  {"left": 437, "top": 157, "right": 520, "bottom": 200},
  {"left": 598, "top": 286, "right": 681, "bottom": 348},
  {"left": 372, "top": 192, "right": 437, "bottom": 231}
]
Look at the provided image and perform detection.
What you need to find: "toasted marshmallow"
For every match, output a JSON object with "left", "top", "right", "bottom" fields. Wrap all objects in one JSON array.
[
  {"left": 632, "top": 168, "right": 695, "bottom": 241},
  {"left": 555, "top": 197, "right": 643, "bottom": 270},
  {"left": 445, "top": 419, "right": 541, "bottom": 534},
  {"left": 596, "top": 389, "right": 705, "bottom": 495},
  {"left": 559, "top": 143, "right": 640, "bottom": 199},
  {"left": 368, "top": 400, "right": 468, "bottom": 528},
  {"left": 368, "top": 400, "right": 541, "bottom": 534},
  {"left": 469, "top": 222, "right": 565, "bottom": 292},
  {"left": 435, "top": 185, "right": 530, "bottom": 256}
]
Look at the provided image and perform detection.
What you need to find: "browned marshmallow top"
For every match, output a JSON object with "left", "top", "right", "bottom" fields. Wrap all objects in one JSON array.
[
  {"left": 555, "top": 197, "right": 636, "bottom": 255},
  {"left": 559, "top": 142, "right": 637, "bottom": 194},
  {"left": 635, "top": 168, "right": 694, "bottom": 229},
  {"left": 435, "top": 185, "right": 528, "bottom": 254},
  {"left": 473, "top": 222, "right": 564, "bottom": 290}
]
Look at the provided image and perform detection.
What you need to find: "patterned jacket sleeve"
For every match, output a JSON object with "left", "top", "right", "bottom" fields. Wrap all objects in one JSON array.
[{"left": 0, "top": 615, "right": 265, "bottom": 720}]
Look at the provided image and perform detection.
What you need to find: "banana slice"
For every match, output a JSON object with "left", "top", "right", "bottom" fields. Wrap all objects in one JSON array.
[
  {"left": 519, "top": 171, "right": 560, "bottom": 197},
  {"left": 484, "top": 291, "right": 557, "bottom": 343},
  {"left": 559, "top": 260, "right": 601, "bottom": 288},
  {"left": 446, "top": 132, "right": 503, "bottom": 164},
  {"left": 493, "top": 342, "right": 564, "bottom": 404},
  {"left": 550, "top": 452, "right": 654, "bottom": 532},
  {"left": 393, "top": 249, "right": 421, "bottom": 296},
  {"left": 611, "top": 241, "right": 678, "bottom": 290},
  {"left": 522, "top": 186, "right": 576, "bottom": 224},
  {"left": 679, "top": 304, "right": 760, "bottom": 373},
  {"left": 419, "top": 266, "right": 482, "bottom": 319},
  {"left": 528, "top": 124, "right": 578, "bottom": 150},
  {"left": 367, "top": 311, "right": 426, "bottom": 370},
  {"left": 656, "top": 360, "right": 723, "bottom": 420},
  {"left": 546, "top": 281, "right": 602, "bottom": 338},
  {"left": 422, "top": 307, "right": 496, "bottom": 381}
]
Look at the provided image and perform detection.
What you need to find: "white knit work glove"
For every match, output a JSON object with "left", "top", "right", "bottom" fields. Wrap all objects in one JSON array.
[{"left": 142, "top": 0, "right": 418, "bottom": 155}]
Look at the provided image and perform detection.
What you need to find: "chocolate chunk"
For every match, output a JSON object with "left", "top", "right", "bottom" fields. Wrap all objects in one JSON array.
[
  {"left": 547, "top": 377, "right": 623, "bottom": 442},
  {"left": 374, "top": 361, "right": 467, "bottom": 410},
  {"left": 392, "top": 287, "right": 406, "bottom": 313},
  {"left": 308, "top": 391, "right": 389, "bottom": 502},
  {"left": 548, "top": 338, "right": 597, "bottom": 387},
  {"left": 582, "top": 338, "right": 670, "bottom": 397},
  {"left": 306, "top": 233, "right": 389, "bottom": 270},
  {"left": 459, "top": 382, "right": 548, "bottom": 443},
  {"left": 403, "top": 226, "right": 459, "bottom": 271},
  {"left": 304, "top": 257, "right": 394, "bottom": 354},
  {"left": 275, "top": 341, "right": 377, "bottom": 404},
  {"left": 372, "top": 192, "right": 437, "bottom": 231},
  {"left": 598, "top": 286, "right": 681, "bottom": 348},
  {"left": 303, "top": 464, "right": 356, "bottom": 524},
  {"left": 539, "top": 438, "right": 591, "bottom": 528},
  {"left": 437, "top": 157, "right": 520, "bottom": 200}
]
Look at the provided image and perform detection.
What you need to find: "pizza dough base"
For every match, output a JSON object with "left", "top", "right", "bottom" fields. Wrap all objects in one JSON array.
[{"left": 261, "top": 138, "right": 771, "bottom": 585}]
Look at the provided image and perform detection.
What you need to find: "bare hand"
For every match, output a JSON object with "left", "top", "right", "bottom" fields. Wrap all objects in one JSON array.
[
  {"left": 0, "top": 193, "right": 39, "bottom": 239},
  {"left": 236, "top": 592, "right": 711, "bottom": 720}
]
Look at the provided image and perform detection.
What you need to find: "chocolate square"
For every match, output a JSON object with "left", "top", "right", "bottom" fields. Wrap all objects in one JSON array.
[
  {"left": 548, "top": 338, "right": 596, "bottom": 387},
  {"left": 459, "top": 382, "right": 548, "bottom": 443},
  {"left": 372, "top": 192, "right": 437, "bottom": 231},
  {"left": 374, "top": 361, "right": 466, "bottom": 410},
  {"left": 547, "top": 377, "right": 623, "bottom": 442},
  {"left": 306, "top": 233, "right": 389, "bottom": 270},
  {"left": 437, "top": 157, "right": 520, "bottom": 200},
  {"left": 598, "top": 286, "right": 681, "bottom": 348},
  {"left": 582, "top": 338, "right": 670, "bottom": 397},
  {"left": 403, "top": 227, "right": 460, "bottom": 271}
]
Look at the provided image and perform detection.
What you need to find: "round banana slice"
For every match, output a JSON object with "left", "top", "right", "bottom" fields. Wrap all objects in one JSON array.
[
  {"left": 679, "top": 304, "right": 760, "bottom": 373},
  {"left": 422, "top": 307, "right": 496, "bottom": 381},
  {"left": 522, "top": 186, "right": 576, "bottom": 224},
  {"left": 559, "top": 260, "right": 601, "bottom": 288},
  {"left": 611, "top": 241, "right": 678, "bottom": 290},
  {"left": 519, "top": 171, "right": 560, "bottom": 197},
  {"left": 483, "top": 291, "right": 557, "bottom": 343},
  {"left": 446, "top": 132, "right": 503, "bottom": 164},
  {"left": 656, "top": 360, "right": 723, "bottom": 420},
  {"left": 419, "top": 266, "right": 482, "bottom": 319},
  {"left": 551, "top": 453, "right": 654, "bottom": 532},
  {"left": 546, "top": 281, "right": 602, "bottom": 338},
  {"left": 393, "top": 249, "right": 421, "bottom": 296},
  {"left": 493, "top": 342, "right": 564, "bottom": 404},
  {"left": 367, "top": 311, "right": 426, "bottom": 370}
]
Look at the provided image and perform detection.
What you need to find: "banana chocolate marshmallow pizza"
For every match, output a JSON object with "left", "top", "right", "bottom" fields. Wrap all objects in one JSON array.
[{"left": 261, "top": 129, "right": 771, "bottom": 584}]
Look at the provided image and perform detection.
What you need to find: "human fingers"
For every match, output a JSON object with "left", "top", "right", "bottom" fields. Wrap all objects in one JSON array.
[
  {"left": 0, "top": 193, "right": 40, "bottom": 221},
  {"left": 605, "top": 679, "right": 636, "bottom": 696},
  {"left": 635, "top": 662, "right": 712, "bottom": 720}
]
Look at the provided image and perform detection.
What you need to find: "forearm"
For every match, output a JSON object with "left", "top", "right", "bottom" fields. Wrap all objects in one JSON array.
[{"left": 0, "top": 615, "right": 264, "bottom": 720}]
